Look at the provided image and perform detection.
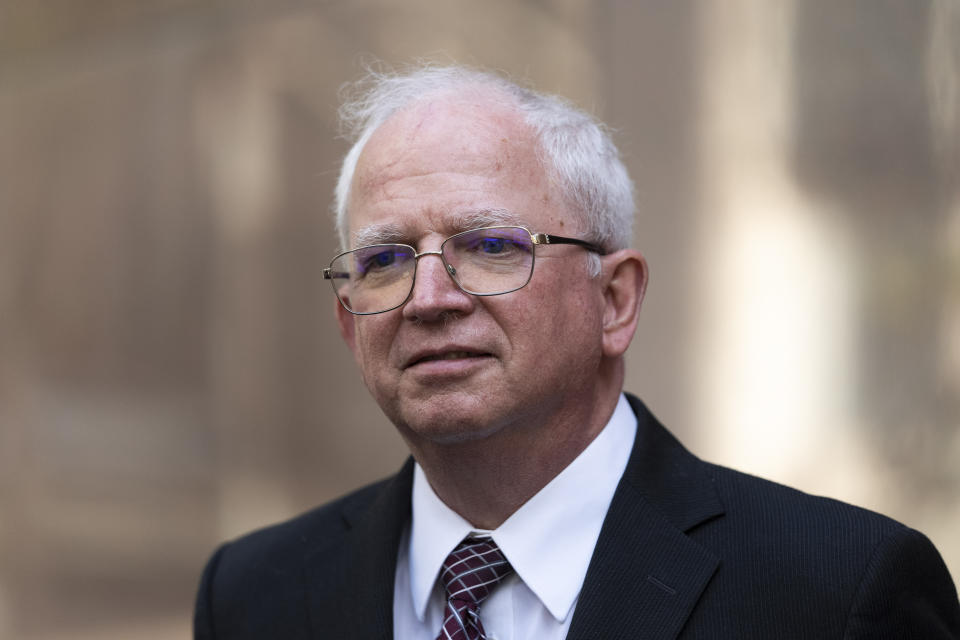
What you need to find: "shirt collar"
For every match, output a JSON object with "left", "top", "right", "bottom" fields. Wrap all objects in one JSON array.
[{"left": 407, "top": 393, "right": 637, "bottom": 622}]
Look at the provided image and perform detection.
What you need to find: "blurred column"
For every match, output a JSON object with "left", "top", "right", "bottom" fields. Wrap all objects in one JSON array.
[
  {"left": 589, "top": 0, "right": 704, "bottom": 434},
  {"left": 791, "top": 0, "right": 959, "bottom": 571},
  {"left": 692, "top": 0, "right": 959, "bottom": 577},
  {"left": 930, "top": 0, "right": 960, "bottom": 429},
  {"left": 693, "top": 0, "right": 862, "bottom": 492},
  {"left": 0, "top": 21, "right": 218, "bottom": 635},
  {"left": 195, "top": 44, "right": 297, "bottom": 537}
]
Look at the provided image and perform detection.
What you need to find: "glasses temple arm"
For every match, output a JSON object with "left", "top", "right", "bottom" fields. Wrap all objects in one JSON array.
[
  {"left": 323, "top": 268, "right": 351, "bottom": 280},
  {"left": 531, "top": 233, "right": 606, "bottom": 255}
]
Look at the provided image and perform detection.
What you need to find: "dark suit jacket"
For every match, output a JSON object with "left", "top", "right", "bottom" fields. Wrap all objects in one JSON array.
[{"left": 194, "top": 395, "right": 960, "bottom": 639}]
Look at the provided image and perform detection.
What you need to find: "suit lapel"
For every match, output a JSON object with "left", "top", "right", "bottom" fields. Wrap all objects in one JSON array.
[
  {"left": 567, "top": 396, "right": 724, "bottom": 640},
  {"left": 303, "top": 459, "right": 414, "bottom": 640}
]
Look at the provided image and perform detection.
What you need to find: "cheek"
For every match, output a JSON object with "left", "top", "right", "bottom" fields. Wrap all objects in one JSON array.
[
  {"left": 497, "top": 281, "right": 601, "bottom": 357},
  {"left": 525, "top": 260, "right": 600, "bottom": 324},
  {"left": 536, "top": 276, "right": 604, "bottom": 353},
  {"left": 352, "top": 319, "right": 396, "bottom": 378}
]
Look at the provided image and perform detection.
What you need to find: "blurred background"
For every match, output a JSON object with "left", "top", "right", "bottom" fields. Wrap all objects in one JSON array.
[{"left": 1, "top": 0, "right": 958, "bottom": 637}]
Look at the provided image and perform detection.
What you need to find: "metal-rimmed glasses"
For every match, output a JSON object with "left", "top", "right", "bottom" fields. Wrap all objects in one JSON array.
[{"left": 324, "top": 225, "right": 604, "bottom": 315}]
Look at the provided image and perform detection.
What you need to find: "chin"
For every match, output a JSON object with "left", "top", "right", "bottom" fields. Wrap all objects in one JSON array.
[{"left": 394, "top": 399, "right": 507, "bottom": 446}]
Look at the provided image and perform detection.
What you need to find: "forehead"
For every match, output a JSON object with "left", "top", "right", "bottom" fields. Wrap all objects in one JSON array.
[{"left": 346, "top": 92, "right": 571, "bottom": 244}]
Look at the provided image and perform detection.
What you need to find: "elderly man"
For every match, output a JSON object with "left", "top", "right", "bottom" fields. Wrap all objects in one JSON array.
[{"left": 194, "top": 66, "right": 959, "bottom": 639}]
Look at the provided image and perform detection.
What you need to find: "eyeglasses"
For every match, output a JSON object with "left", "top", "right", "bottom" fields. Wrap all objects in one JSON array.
[{"left": 324, "top": 225, "right": 604, "bottom": 315}]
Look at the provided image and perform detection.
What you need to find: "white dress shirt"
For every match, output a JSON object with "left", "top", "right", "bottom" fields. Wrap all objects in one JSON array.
[{"left": 393, "top": 394, "right": 637, "bottom": 640}]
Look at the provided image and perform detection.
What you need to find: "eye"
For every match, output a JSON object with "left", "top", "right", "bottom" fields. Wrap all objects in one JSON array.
[
  {"left": 450, "top": 228, "right": 532, "bottom": 263},
  {"left": 359, "top": 249, "right": 399, "bottom": 273},
  {"left": 478, "top": 237, "right": 506, "bottom": 254},
  {"left": 371, "top": 251, "right": 396, "bottom": 267},
  {"left": 464, "top": 235, "right": 526, "bottom": 256}
]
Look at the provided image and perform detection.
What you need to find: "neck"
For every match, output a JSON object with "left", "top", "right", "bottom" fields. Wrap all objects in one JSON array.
[{"left": 407, "top": 364, "right": 624, "bottom": 530}]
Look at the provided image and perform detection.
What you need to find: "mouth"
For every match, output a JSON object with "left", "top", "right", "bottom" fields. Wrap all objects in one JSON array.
[{"left": 405, "top": 350, "right": 493, "bottom": 368}]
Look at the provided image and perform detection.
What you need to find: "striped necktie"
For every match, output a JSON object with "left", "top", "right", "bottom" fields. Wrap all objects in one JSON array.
[{"left": 435, "top": 536, "right": 514, "bottom": 640}]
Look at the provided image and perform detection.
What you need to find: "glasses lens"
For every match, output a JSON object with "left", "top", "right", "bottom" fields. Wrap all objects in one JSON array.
[
  {"left": 329, "top": 244, "right": 416, "bottom": 314},
  {"left": 444, "top": 227, "right": 534, "bottom": 295}
]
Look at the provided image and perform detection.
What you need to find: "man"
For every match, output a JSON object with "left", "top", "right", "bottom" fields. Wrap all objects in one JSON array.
[{"left": 194, "top": 65, "right": 959, "bottom": 639}]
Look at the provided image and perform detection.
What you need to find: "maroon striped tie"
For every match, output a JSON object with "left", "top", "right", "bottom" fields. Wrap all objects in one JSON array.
[{"left": 435, "top": 537, "right": 514, "bottom": 640}]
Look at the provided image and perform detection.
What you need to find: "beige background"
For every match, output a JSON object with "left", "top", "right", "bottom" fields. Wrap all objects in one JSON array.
[{"left": 1, "top": 1, "right": 958, "bottom": 638}]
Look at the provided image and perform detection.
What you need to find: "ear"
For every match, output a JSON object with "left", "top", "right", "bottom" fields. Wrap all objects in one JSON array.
[
  {"left": 599, "top": 249, "right": 648, "bottom": 358},
  {"left": 334, "top": 294, "right": 358, "bottom": 356}
]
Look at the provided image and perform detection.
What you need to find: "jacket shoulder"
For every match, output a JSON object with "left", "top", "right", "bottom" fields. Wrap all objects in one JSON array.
[
  {"left": 220, "top": 476, "right": 392, "bottom": 560},
  {"left": 687, "top": 462, "right": 959, "bottom": 636},
  {"left": 703, "top": 460, "right": 905, "bottom": 539},
  {"left": 193, "top": 474, "right": 398, "bottom": 640}
]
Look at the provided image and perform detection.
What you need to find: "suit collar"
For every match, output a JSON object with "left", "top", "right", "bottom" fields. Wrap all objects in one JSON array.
[
  {"left": 566, "top": 394, "right": 724, "bottom": 640},
  {"left": 621, "top": 394, "right": 725, "bottom": 533}
]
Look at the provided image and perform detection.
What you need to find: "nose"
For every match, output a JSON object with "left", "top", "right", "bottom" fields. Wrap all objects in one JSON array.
[{"left": 401, "top": 251, "right": 475, "bottom": 322}]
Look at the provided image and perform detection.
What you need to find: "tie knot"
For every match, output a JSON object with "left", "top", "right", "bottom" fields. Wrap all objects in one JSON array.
[{"left": 439, "top": 537, "right": 513, "bottom": 606}]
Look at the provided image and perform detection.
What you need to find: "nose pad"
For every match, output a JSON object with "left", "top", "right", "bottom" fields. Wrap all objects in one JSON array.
[
  {"left": 402, "top": 252, "right": 472, "bottom": 320},
  {"left": 411, "top": 253, "right": 458, "bottom": 293}
]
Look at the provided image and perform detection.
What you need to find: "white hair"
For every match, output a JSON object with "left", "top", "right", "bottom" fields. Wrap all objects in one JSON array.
[{"left": 333, "top": 64, "right": 635, "bottom": 272}]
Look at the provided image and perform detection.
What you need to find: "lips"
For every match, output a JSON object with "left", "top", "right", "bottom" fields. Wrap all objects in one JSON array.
[{"left": 404, "top": 348, "right": 493, "bottom": 369}]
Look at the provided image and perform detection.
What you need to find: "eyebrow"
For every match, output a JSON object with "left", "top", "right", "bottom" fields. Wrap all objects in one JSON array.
[
  {"left": 454, "top": 208, "right": 523, "bottom": 229},
  {"left": 350, "top": 208, "right": 524, "bottom": 248},
  {"left": 352, "top": 223, "right": 407, "bottom": 248}
]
